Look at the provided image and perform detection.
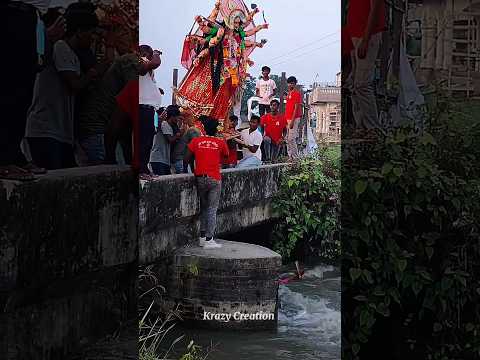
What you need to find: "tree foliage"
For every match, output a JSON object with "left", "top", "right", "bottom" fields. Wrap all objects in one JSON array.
[
  {"left": 271, "top": 146, "right": 340, "bottom": 262},
  {"left": 342, "top": 100, "right": 480, "bottom": 359}
]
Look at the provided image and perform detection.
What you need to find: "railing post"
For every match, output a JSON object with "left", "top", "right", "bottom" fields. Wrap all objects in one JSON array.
[{"left": 172, "top": 68, "right": 178, "bottom": 105}]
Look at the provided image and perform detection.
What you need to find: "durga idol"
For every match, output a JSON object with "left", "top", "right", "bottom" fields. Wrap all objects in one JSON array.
[{"left": 175, "top": 0, "right": 268, "bottom": 135}]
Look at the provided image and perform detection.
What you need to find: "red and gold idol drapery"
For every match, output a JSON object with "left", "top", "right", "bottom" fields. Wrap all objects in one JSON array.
[{"left": 176, "top": 53, "right": 237, "bottom": 133}]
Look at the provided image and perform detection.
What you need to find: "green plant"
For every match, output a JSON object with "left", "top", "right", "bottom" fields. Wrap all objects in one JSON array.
[
  {"left": 342, "top": 110, "right": 480, "bottom": 360},
  {"left": 139, "top": 301, "right": 184, "bottom": 360},
  {"left": 138, "top": 266, "right": 211, "bottom": 360},
  {"left": 179, "top": 340, "right": 209, "bottom": 360},
  {"left": 186, "top": 263, "right": 199, "bottom": 277},
  {"left": 272, "top": 146, "right": 340, "bottom": 262}
]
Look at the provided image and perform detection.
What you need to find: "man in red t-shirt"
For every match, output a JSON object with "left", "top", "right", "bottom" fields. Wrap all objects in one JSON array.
[
  {"left": 105, "top": 79, "right": 139, "bottom": 171},
  {"left": 260, "top": 99, "right": 287, "bottom": 162},
  {"left": 285, "top": 76, "right": 303, "bottom": 159},
  {"left": 346, "top": 0, "right": 386, "bottom": 134},
  {"left": 184, "top": 116, "right": 229, "bottom": 249}
]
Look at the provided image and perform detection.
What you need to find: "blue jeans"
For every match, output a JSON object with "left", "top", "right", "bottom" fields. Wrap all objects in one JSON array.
[
  {"left": 173, "top": 160, "right": 186, "bottom": 174},
  {"left": 236, "top": 156, "right": 262, "bottom": 169},
  {"left": 151, "top": 162, "right": 171, "bottom": 176},
  {"left": 27, "top": 137, "right": 76, "bottom": 170},
  {"left": 196, "top": 176, "right": 222, "bottom": 239},
  {"left": 79, "top": 134, "right": 105, "bottom": 165},
  {"left": 263, "top": 136, "right": 280, "bottom": 161}
]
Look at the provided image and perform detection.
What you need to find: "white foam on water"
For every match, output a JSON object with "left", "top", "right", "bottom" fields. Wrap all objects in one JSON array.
[
  {"left": 277, "top": 285, "right": 341, "bottom": 345},
  {"left": 303, "top": 265, "right": 335, "bottom": 279}
]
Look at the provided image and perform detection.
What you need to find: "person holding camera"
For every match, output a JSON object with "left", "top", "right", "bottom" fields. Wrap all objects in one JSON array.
[{"left": 139, "top": 44, "right": 162, "bottom": 175}]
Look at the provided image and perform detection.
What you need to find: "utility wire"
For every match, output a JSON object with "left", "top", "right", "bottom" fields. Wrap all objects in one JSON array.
[
  {"left": 266, "top": 30, "right": 340, "bottom": 62},
  {"left": 270, "top": 39, "right": 340, "bottom": 67}
]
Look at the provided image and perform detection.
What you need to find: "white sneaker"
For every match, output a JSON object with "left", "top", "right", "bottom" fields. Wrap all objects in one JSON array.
[
  {"left": 203, "top": 239, "right": 222, "bottom": 249},
  {"left": 199, "top": 237, "right": 206, "bottom": 247}
]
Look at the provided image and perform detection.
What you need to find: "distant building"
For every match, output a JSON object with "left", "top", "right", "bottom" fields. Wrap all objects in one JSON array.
[
  {"left": 307, "top": 72, "right": 341, "bottom": 142},
  {"left": 406, "top": 0, "right": 480, "bottom": 97}
]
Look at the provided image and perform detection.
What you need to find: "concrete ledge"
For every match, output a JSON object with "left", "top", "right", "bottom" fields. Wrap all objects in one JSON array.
[
  {"left": 139, "top": 164, "right": 287, "bottom": 264},
  {"left": 0, "top": 165, "right": 137, "bottom": 295},
  {"left": 1, "top": 264, "right": 136, "bottom": 360},
  {"left": 0, "top": 165, "right": 138, "bottom": 359}
]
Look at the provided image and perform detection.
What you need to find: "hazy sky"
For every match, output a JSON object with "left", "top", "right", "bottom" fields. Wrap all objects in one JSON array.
[{"left": 139, "top": 0, "right": 340, "bottom": 102}]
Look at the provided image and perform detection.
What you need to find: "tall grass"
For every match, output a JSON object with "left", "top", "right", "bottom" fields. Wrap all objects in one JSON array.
[{"left": 138, "top": 265, "right": 211, "bottom": 360}]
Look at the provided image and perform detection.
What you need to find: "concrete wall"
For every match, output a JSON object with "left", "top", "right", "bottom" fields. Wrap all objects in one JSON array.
[
  {"left": 0, "top": 166, "right": 138, "bottom": 359},
  {"left": 139, "top": 164, "right": 287, "bottom": 264}
]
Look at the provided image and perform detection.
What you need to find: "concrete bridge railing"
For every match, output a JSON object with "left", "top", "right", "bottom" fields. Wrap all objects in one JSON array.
[{"left": 139, "top": 164, "right": 288, "bottom": 264}]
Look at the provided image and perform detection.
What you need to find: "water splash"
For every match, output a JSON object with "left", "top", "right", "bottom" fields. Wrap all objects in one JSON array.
[
  {"left": 303, "top": 265, "right": 336, "bottom": 280},
  {"left": 278, "top": 285, "right": 341, "bottom": 346}
]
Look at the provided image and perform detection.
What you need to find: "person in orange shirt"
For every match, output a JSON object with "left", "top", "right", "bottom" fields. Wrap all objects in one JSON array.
[
  {"left": 284, "top": 76, "right": 303, "bottom": 160},
  {"left": 260, "top": 99, "right": 287, "bottom": 162}
]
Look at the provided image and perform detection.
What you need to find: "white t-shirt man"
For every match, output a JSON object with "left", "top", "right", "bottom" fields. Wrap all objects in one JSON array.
[
  {"left": 240, "top": 128, "right": 263, "bottom": 161},
  {"left": 256, "top": 78, "right": 277, "bottom": 105},
  {"left": 26, "top": 40, "right": 80, "bottom": 145},
  {"left": 139, "top": 71, "right": 162, "bottom": 108}
]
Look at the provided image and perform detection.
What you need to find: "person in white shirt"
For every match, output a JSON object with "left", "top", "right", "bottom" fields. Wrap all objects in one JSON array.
[
  {"left": 235, "top": 115, "right": 263, "bottom": 169},
  {"left": 26, "top": 9, "right": 100, "bottom": 170},
  {"left": 139, "top": 44, "right": 162, "bottom": 175},
  {"left": 255, "top": 66, "right": 277, "bottom": 116}
]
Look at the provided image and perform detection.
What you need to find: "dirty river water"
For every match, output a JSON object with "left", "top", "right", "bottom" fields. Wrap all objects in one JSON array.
[{"left": 165, "top": 264, "right": 341, "bottom": 360}]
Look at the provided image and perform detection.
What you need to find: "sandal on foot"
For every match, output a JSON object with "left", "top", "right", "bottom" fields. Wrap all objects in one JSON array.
[
  {"left": 0, "top": 165, "right": 35, "bottom": 181},
  {"left": 22, "top": 162, "right": 47, "bottom": 175}
]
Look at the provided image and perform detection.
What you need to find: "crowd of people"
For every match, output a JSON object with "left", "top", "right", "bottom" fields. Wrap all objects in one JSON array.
[
  {"left": 135, "top": 62, "right": 305, "bottom": 179},
  {"left": 0, "top": 0, "right": 305, "bottom": 183},
  {"left": 1, "top": 0, "right": 140, "bottom": 180},
  {"left": 132, "top": 48, "right": 305, "bottom": 249},
  {"left": 0, "top": 0, "right": 307, "bottom": 250}
]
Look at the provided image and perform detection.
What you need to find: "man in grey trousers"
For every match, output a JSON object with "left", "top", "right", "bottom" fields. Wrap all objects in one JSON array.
[{"left": 184, "top": 117, "right": 229, "bottom": 249}]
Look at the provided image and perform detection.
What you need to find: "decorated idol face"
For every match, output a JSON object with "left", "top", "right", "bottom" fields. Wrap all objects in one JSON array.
[{"left": 234, "top": 16, "right": 242, "bottom": 30}]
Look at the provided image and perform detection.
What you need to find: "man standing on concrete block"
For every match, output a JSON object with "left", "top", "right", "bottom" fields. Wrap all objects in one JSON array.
[{"left": 184, "top": 117, "right": 229, "bottom": 249}]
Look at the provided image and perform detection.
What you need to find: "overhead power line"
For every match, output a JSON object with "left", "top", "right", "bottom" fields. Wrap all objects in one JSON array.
[
  {"left": 266, "top": 30, "right": 340, "bottom": 62},
  {"left": 270, "top": 39, "right": 340, "bottom": 67}
]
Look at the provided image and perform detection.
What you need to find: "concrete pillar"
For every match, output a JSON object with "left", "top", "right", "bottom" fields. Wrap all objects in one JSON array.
[
  {"left": 436, "top": 13, "right": 446, "bottom": 69},
  {"left": 443, "top": 10, "right": 454, "bottom": 70},
  {"left": 422, "top": 12, "right": 436, "bottom": 69},
  {"left": 168, "top": 240, "right": 282, "bottom": 330},
  {"left": 391, "top": 1, "right": 404, "bottom": 78}
]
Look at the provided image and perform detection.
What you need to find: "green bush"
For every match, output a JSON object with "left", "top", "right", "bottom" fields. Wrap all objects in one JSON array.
[
  {"left": 271, "top": 146, "right": 340, "bottom": 262},
  {"left": 342, "top": 115, "right": 480, "bottom": 359}
]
